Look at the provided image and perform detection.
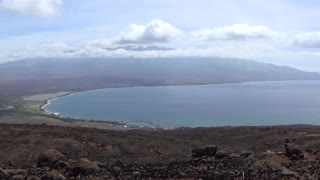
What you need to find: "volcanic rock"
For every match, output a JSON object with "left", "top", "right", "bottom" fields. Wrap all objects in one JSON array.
[
  {"left": 37, "top": 149, "right": 67, "bottom": 168},
  {"left": 11, "top": 174, "right": 26, "bottom": 180},
  {"left": 279, "top": 167, "right": 298, "bottom": 177},
  {"left": 216, "top": 149, "right": 230, "bottom": 159},
  {"left": 53, "top": 160, "right": 70, "bottom": 170},
  {"left": 41, "top": 169, "right": 66, "bottom": 180},
  {"left": 240, "top": 150, "right": 254, "bottom": 158},
  {"left": 72, "top": 158, "right": 100, "bottom": 176},
  {"left": 0, "top": 168, "right": 10, "bottom": 179},
  {"left": 192, "top": 145, "right": 217, "bottom": 157},
  {"left": 6, "top": 169, "right": 27, "bottom": 176},
  {"left": 285, "top": 143, "right": 304, "bottom": 159}
]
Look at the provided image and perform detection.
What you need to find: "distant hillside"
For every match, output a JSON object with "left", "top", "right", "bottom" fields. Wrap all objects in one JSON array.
[{"left": 0, "top": 57, "right": 319, "bottom": 95}]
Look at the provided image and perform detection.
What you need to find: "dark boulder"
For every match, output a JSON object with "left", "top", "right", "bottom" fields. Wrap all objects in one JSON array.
[
  {"left": 132, "top": 171, "right": 141, "bottom": 178},
  {"left": 240, "top": 150, "right": 254, "bottom": 158},
  {"left": 284, "top": 138, "right": 290, "bottom": 143},
  {"left": 38, "top": 149, "right": 67, "bottom": 168},
  {"left": 228, "top": 153, "right": 241, "bottom": 159},
  {"left": 285, "top": 144, "right": 304, "bottom": 159},
  {"left": 53, "top": 160, "right": 71, "bottom": 170},
  {"left": 216, "top": 149, "right": 230, "bottom": 159},
  {"left": 11, "top": 175, "right": 26, "bottom": 180},
  {"left": 72, "top": 158, "right": 100, "bottom": 176},
  {"left": 41, "top": 170, "right": 66, "bottom": 180},
  {"left": 279, "top": 167, "right": 298, "bottom": 177},
  {"left": 192, "top": 145, "right": 217, "bottom": 158},
  {"left": 6, "top": 169, "right": 27, "bottom": 176},
  {"left": 0, "top": 168, "right": 10, "bottom": 179}
]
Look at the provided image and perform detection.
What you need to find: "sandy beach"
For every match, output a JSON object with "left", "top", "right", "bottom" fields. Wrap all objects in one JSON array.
[
  {"left": 20, "top": 91, "right": 135, "bottom": 130},
  {"left": 23, "top": 91, "right": 72, "bottom": 101}
]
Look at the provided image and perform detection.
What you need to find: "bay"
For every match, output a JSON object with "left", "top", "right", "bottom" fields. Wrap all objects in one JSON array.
[{"left": 44, "top": 81, "right": 320, "bottom": 128}]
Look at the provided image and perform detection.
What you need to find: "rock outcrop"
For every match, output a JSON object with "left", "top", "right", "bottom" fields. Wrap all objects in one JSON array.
[
  {"left": 192, "top": 145, "right": 217, "bottom": 157},
  {"left": 71, "top": 158, "right": 100, "bottom": 176},
  {"left": 285, "top": 143, "right": 304, "bottom": 159},
  {"left": 37, "top": 149, "right": 67, "bottom": 168}
]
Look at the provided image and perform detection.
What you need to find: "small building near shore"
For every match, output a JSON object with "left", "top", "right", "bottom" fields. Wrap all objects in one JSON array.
[{"left": 0, "top": 105, "right": 15, "bottom": 111}]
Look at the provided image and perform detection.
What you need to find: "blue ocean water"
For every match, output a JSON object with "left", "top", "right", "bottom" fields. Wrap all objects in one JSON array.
[{"left": 44, "top": 81, "right": 320, "bottom": 128}]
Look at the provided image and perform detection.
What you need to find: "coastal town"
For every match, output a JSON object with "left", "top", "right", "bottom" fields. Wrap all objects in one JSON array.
[{"left": 0, "top": 105, "right": 14, "bottom": 111}]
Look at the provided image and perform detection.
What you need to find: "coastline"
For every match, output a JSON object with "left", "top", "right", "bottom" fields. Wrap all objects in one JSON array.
[
  {"left": 39, "top": 91, "right": 74, "bottom": 116},
  {"left": 37, "top": 79, "right": 315, "bottom": 117},
  {"left": 24, "top": 80, "right": 320, "bottom": 130},
  {"left": 35, "top": 91, "right": 143, "bottom": 130}
]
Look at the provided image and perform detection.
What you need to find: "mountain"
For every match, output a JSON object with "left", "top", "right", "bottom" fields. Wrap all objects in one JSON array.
[{"left": 0, "top": 57, "right": 319, "bottom": 95}]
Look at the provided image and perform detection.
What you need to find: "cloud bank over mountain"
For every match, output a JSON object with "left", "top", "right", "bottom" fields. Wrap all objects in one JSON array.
[
  {"left": 1, "top": 0, "right": 320, "bottom": 71},
  {"left": 293, "top": 32, "right": 320, "bottom": 48}
]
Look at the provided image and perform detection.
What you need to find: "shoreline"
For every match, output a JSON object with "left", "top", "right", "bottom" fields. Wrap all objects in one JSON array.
[
  {"left": 34, "top": 79, "right": 320, "bottom": 111},
  {"left": 28, "top": 79, "right": 320, "bottom": 130},
  {"left": 36, "top": 91, "right": 144, "bottom": 130},
  {"left": 37, "top": 91, "right": 169, "bottom": 130},
  {"left": 39, "top": 91, "right": 74, "bottom": 115}
]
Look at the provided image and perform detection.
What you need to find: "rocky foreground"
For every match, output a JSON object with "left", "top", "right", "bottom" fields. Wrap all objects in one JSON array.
[{"left": 1, "top": 124, "right": 320, "bottom": 179}]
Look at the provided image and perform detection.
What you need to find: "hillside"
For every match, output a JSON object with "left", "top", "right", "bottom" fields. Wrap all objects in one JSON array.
[
  {"left": 0, "top": 57, "right": 319, "bottom": 95},
  {"left": 0, "top": 124, "right": 320, "bottom": 179}
]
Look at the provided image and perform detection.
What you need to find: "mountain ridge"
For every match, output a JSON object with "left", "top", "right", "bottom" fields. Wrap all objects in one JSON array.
[{"left": 0, "top": 57, "right": 319, "bottom": 95}]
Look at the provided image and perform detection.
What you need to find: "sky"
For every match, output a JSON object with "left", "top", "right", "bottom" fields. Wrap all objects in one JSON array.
[{"left": 1, "top": 0, "right": 320, "bottom": 71}]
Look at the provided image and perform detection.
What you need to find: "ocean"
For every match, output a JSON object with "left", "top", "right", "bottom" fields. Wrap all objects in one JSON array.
[{"left": 44, "top": 80, "right": 320, "bottom": 128}]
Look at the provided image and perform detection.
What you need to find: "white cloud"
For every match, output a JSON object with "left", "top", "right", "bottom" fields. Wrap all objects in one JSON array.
[
  {"left": 192, "top": 23, "right": 278, "bottom": 41},
  {"left": 0, "top": 0, "right": 63, "bottom": 17},
  {"left": 42, "top": 42, "right": 69, "bottom": 50},
  {"left": 114, "top": 19, "right": 182, "bottom": 44},
  {"left": 87, "top": 19, "right": 183, "bottom": 47},
  {"left": 293, "top": 32, "right": 320, "bottom": 48},
  {"left": 115, "top": 19, "right": 182, "bottom": 44},
  {"left": 87, "top": 38, "right": 113, "bottom": 48}
]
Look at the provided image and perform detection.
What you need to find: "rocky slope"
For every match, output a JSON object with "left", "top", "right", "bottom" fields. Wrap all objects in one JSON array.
[{"left": 1, "top": 124, "right": 320, "bottom": 179}]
